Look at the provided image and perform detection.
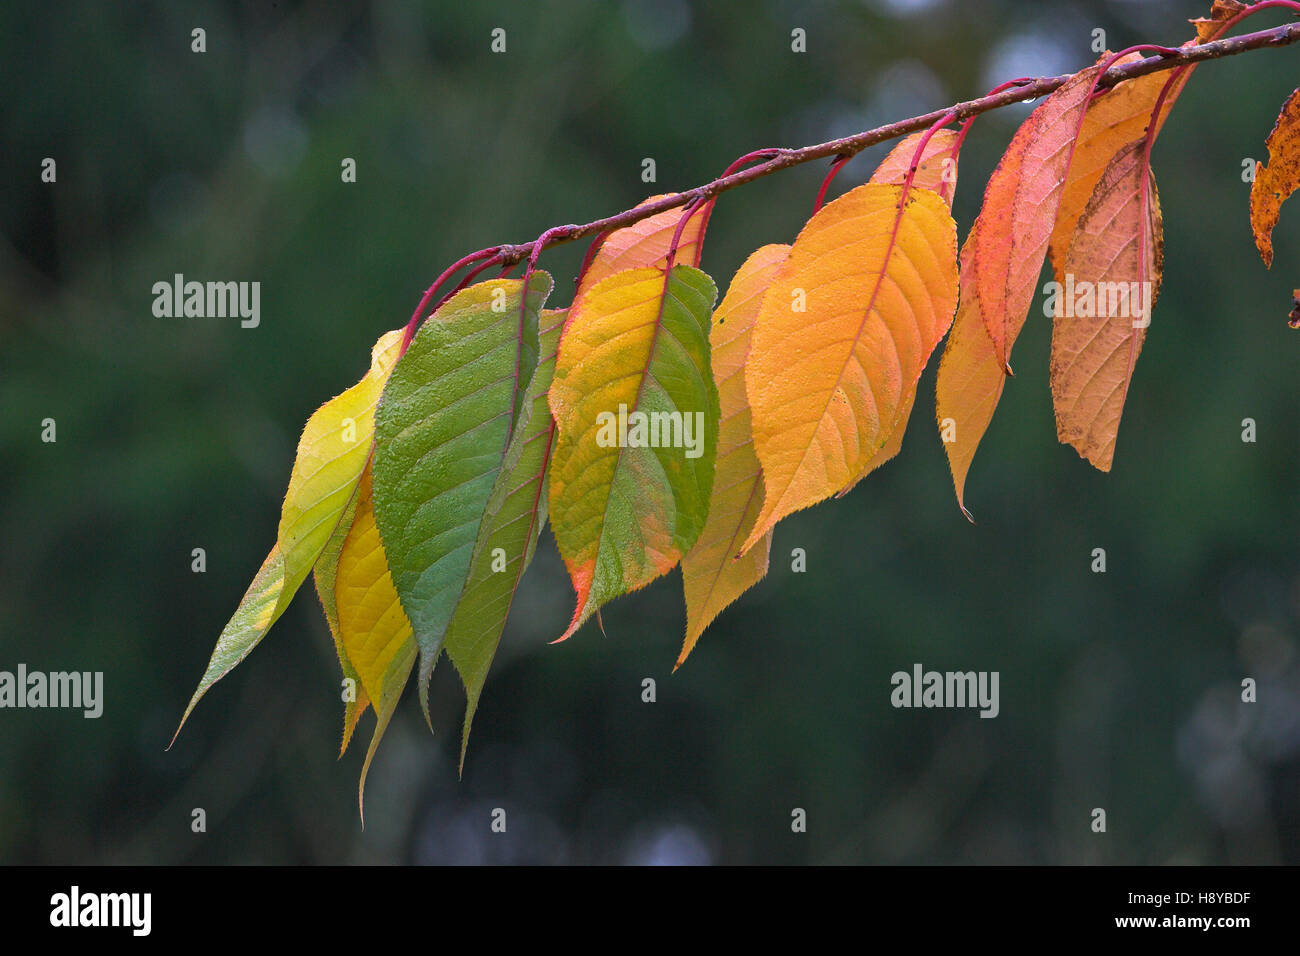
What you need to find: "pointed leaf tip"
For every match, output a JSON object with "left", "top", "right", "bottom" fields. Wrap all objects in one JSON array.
[
  {"left": 373, "top": 274, "right": 553, "bottom": 717},
  {"left": 548, "top": 264, "right": 720, "bottom": 637},
  {"left": 680, "top": 245, "right": 787, "bottom": 661},
  {"left": 1050, "top": 140, "right": 1163, "bottom": 472},
  {"left": 743, "top": 182, "right": 958, "bottom": 552},
  {"left": 443, "top": 307, "right": 567, "bottom": 765},
  {"left": 178, "top": 328, "right": 404, "bottom": 739}
]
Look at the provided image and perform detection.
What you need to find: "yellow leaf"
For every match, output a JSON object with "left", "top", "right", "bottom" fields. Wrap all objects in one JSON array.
[
  {"left": 549, "top": 197, "right": 710, "bottom": 425},
  {"left": 548, "top": 265, "right": 719, "bottom": 640},
  {"left": 175, "top": 328, "right": 403, "bottom": 741},
  {"left": 335, "top": 467, "right": 414, "bottom": 711},
  {"left": 836, "top": 128, "right": 966, "bottom": 498},
  {"left": 679, "top": 244, "right": 788, "bottom": 664},
  {"left": 934, "top": 280, "right": 1003, "bottom": 519},
  {"left": 277, "top": 330, "right": 404, "bottom": 608},
  {"left": 313, "top": 491, "right": 370, "bottom": 756},
  {"left": 333, "top": 465, "right": 417, "bottom": 817},
  {"left": 742, "top": 183, "right": 958, "bottom": 552}
]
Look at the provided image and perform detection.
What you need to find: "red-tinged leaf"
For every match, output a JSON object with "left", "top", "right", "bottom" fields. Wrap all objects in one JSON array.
[
  {"left": 1249, "top": 87, "right": 1300, "bottom": 268},
  {"left": 550, "top": 196, "right": 709, "bottom": 426},
  {"left": 1050, "top": 46, "right": 1195, "bottom": 278},
  {"left": 1050, "top": 140, "right": 1163, "bottom": 471},
  {"left": 548, "top": 265, "right": 720, "bottom": 640},
  {"left": 973, "top": 67, "right": 1101, "bottom": 371},
  {"left": 927, "top": 69, "right": 1102, "bottom": 513}
]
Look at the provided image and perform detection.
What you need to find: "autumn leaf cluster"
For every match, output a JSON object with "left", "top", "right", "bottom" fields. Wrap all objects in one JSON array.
[{"left": 174, "top": 1, "right": 1300, "bottom": 804}]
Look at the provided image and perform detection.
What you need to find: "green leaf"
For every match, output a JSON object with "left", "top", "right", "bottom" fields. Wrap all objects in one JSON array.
[
  {"left": 372, "top": 273, "right": 553, "bottom": 719},
  {"left": 547, "top": 264, "right": 720, "bottom": 640},
  {"left": 442, "top": 308, "right": 566, "bottom": 771}
]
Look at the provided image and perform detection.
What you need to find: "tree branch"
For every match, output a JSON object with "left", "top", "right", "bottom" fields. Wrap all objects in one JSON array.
[
  {"left": 389, "top": 12, "right": 1294, "bottom": 345},
  {"left": 480, "top": 20, "right": 1300, "bottom": 268}
]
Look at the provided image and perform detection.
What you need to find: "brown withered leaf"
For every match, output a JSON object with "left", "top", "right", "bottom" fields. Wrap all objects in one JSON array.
[
  {"left": 1190, "top": 0, "right": 1248, "bottom": 44},
  {"left": 1249, "top": 88, "right": 1300, "bottom": 268}
]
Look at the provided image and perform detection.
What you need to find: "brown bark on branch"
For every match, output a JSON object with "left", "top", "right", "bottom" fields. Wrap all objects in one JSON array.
[{"left": 485, "top": 19, "right": 1300, "bottom": 268}]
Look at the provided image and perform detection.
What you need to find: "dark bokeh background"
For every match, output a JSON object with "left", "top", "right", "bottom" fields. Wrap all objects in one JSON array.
[{"left": 1, "top": 0, "right": 1297, "bottom": 864}]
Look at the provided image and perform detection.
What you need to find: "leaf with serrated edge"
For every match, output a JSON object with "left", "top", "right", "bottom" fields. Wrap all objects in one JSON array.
[
  {"left": 174, "top": 328, "right": 404, "bottom": 741},
  {"left": 927, "top": 69, "right": 1098, "bottom": 514},
  {"left": 868, "top": 129, "right": 960, "bottom": 208},
  {"left": 336, "top": 466, "right": 415, "bottom": 716},
  {"left": 548, "top": 264, "right": 720, "bottom": 641},
  {"left": 934, "top": 270, "right": 1003, "bottom": 519},
  {"left": 576, "top": 195, "right": 708, "bottom": 295},
  {"left": 1049, "top": 45, "right": 1196, "bottom": 278},
  {"left": 741, "top": 182, "right": 958, "bottom": 552},
  {"left": 372, "top": 273, "right": 552, "bottom": 719},
  {"left": 975, "top": 67, "right": 1100, "bottom": 370},
  {"left": 358, "top": 639, "right": 416, "bottom": 826},
  {"left": 550, "top": 200, "right": 709, "bottom": 426},
  {"left": 837, "top": 128, "right": 965, "bottom": 497},
  {"left": 1050, "top": 140, "right": 1163, "bottom": 471},
  {"left": 442, "top": 308, "right": 565, "bottom": 771},
  {"left": 679, "top": 245, "right": 787, "bottom": 663},
  {"left": 1250, "top": 88, "right": 1300, "bottom": 268},
  {"left": 313, "top": 489, "right": 369, "bottom": 755},
  {"left": 332, "top": 464, "right": 416, "bottom": 817}
]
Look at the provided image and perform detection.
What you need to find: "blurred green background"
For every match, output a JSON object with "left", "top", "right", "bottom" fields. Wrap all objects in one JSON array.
[{"left": 1, "top": 0, "right": 1296, "bottom": 864}]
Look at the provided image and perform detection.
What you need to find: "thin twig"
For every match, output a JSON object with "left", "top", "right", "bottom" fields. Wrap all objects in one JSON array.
[{"left": 472, "top": 20, "right": 1300, "bottom": 269}]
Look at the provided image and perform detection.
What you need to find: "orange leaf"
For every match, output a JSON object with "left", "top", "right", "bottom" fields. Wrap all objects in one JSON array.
[
  {"left": 974, "top": 67, "right": 1100, "bottom": 371},
  {"left": 837, "top": 129, "right": 964, "bottom": 497},
  {"left": 679, "top": 244, "right": 788, "bottom": 664},
  {"left": 1050, "top": 140, "right": 1163, "bottom": 471},
  {"left": 742, "top": 182, "right": 958, "bottom": 552},
  {"left": 868, "top": 129, "right": 961, "bottom": 208},
  {"left": 1249, "top": 87, "right": 1300, "bottom": 268},
  {"left": 577, "top": 194, "right": 707, "bottom": 293},
  {"left": 930, "top": 69, "right": 1099, "bottom": 514},
  {"left": 1049, "top": 46, "right": 1194, "bottom": 279},
  {"left": 934, "top": 277, "right": 1002, "bottom": 520}
]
